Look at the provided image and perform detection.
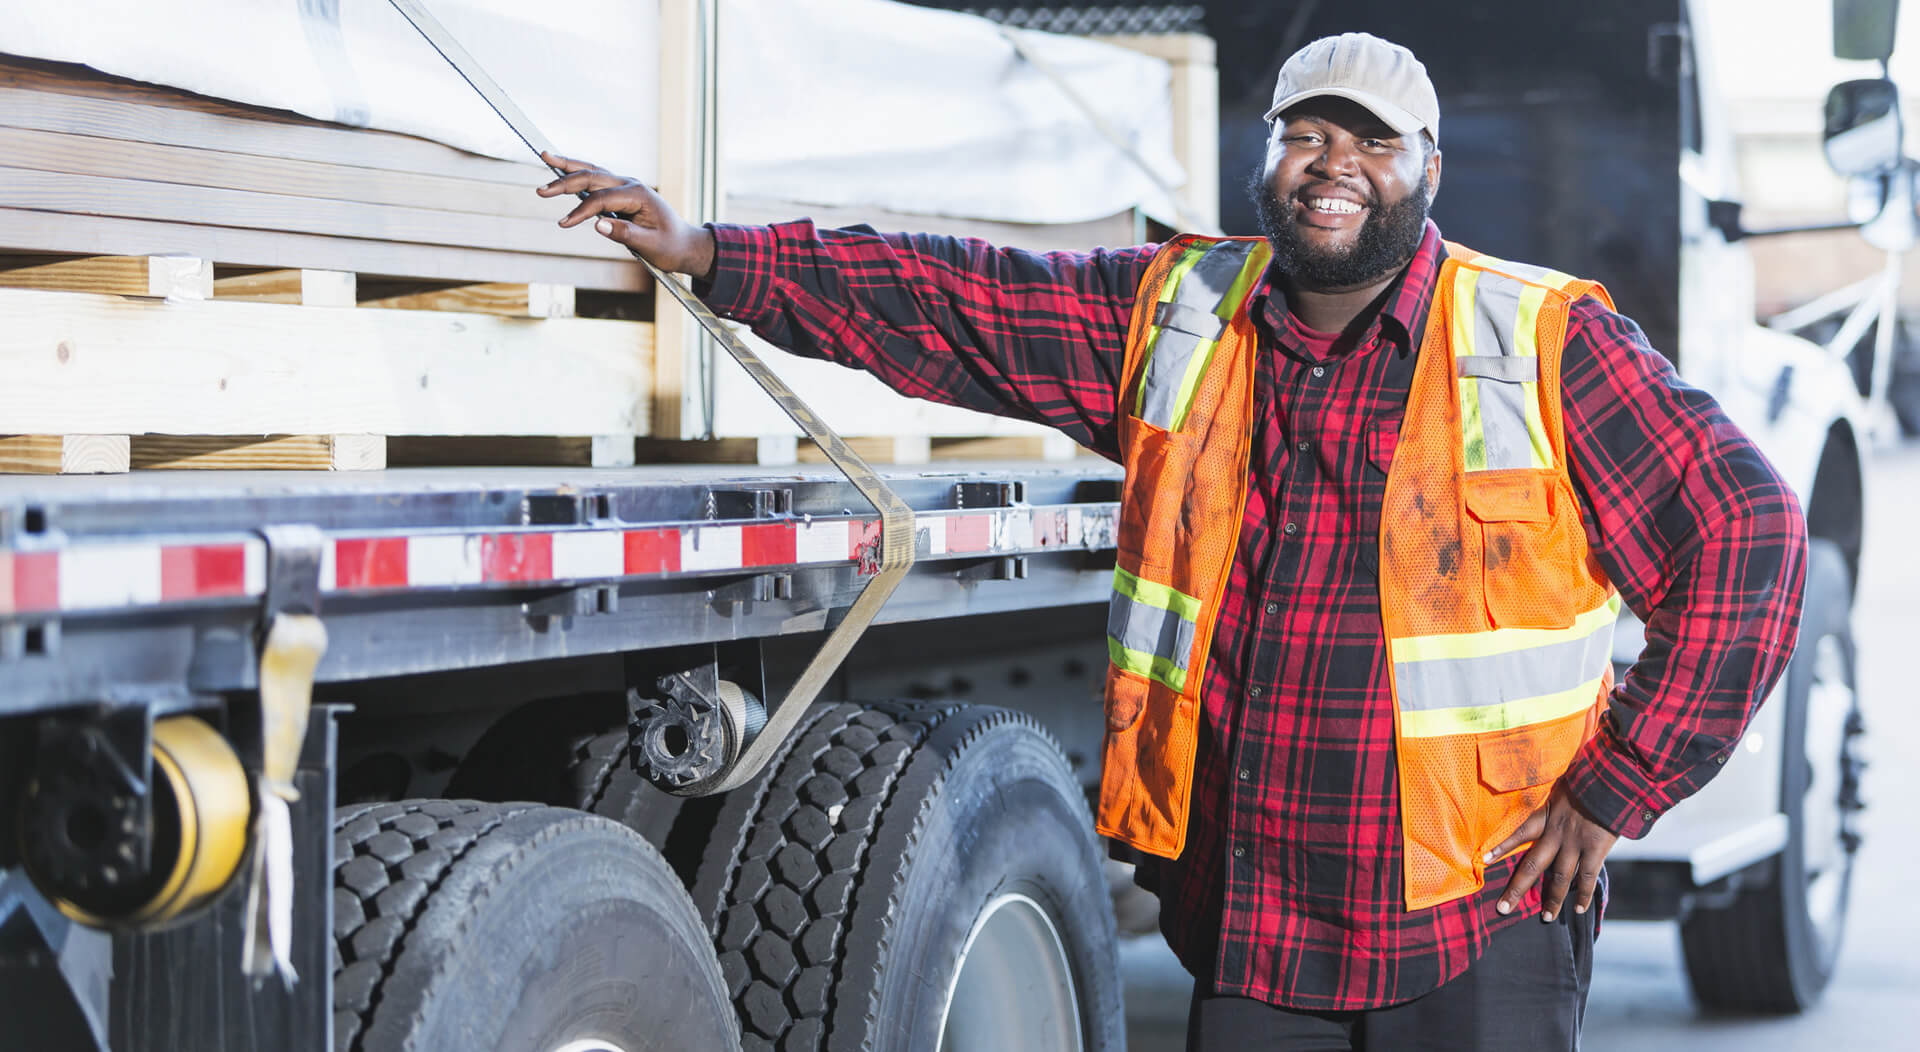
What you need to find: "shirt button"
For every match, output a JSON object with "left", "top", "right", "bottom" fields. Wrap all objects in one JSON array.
[
  {"left": 1297, "top": 440, "right": 1311, "bottom": 452},
  {"left": 1311, "top": 366, "right": 1326, "bottom": 378},
  {"left": 1238, "top": 767, "right": 1251, "bottom": 780},
  {"left": 1283, "top": 522, "right": 1299, "bottom": 536},
  {"left": 1264, "top": 601, "right": 1279, "bottom": 615},
  {"left": 1642, "top": 809, "right": 1657, "bottom": 823},
  {"left": 1233, "top": 845, "right": 1246, "bottom": 858},
  {"left": 1249, "top": 685, "right": 1264, "bottom": 697}
]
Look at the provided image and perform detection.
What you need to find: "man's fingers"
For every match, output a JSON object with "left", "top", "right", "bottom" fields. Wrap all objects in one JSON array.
[
  {"left": 1485, "top": 809, "right": 1547, "bottom": 865},
  {"left": 540, "top": 151, "right": 594, "bottom": 173},
  {"left": 1539, "top": 850, "right": 1581, "bottom": 922},
  {"left": 540, "top": 170, "right": 624, "bottom": 200},
  {"left": 1498, "top": 833, "right": 1556, "bottom": 916},
  {"left": 592, "top": 216, "right": 642, "bottom": 248},
  {"left": 558, "top": 187, "right": 644, "bottom": 229},
  {"left": 1572, "top": 864, "right": 1602, "bottom": 914}
]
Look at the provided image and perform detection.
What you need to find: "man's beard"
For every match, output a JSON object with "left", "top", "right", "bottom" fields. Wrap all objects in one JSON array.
[{"left": 1249, "top": 168, "right": 1432, "bottom": 290}]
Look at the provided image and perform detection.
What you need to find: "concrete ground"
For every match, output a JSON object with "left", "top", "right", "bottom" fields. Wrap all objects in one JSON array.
[{"left": 1121, "top": 444, "right": 1920, "bottom": 1050}]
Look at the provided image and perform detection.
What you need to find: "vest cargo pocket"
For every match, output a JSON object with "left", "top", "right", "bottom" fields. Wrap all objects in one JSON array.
[
  {"left": 1097, "top": 663, "right": 1195, "bottom": 857},
  {"left": 1463, "top": 469, "right": 1579, "bottom": 630},
  {"left": 1473, "top": 706, "right": 1595, "bottom": 856},
  {"left": 1117, "top": 420, "right": 1201, "bottom": 576},
  {"left": 1103, "top": 663, "right": 1150, "bottom": 732}
]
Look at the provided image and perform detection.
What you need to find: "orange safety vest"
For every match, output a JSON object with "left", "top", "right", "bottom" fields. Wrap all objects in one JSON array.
[{"left": 1096, "top": 234, "right": 1622, "bottom": 910}]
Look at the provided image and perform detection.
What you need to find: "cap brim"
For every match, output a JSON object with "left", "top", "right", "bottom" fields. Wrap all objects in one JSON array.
[{"left": 1262, "top": 87, "right": 1428, "bottom": 139}]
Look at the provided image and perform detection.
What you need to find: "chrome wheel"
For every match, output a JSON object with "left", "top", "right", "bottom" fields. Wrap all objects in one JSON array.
[
  {"left": 937, "top": 892, "right": 1084, "bottom": 1052},
  {"left": 1800, "top": 632, "right": 1864, "bottom": 967}
]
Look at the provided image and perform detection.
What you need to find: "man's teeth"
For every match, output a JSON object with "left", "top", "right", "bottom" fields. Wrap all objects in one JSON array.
[{"left": 1306, "top": 198, "right": 1364, "bottom": 214}]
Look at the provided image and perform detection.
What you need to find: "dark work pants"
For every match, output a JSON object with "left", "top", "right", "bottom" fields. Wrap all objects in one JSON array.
[{"left": 1186, "top": 905, "right": 1596, "bottom": 1052}]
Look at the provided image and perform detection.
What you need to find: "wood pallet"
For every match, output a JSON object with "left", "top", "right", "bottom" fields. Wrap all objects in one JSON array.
[{"left": 0, "top": 251, "right": 654, "bottom": 474}]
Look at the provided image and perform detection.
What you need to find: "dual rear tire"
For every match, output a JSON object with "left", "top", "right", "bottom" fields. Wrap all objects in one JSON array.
[
  {"left": 333, "top": 701, "right": 1121, "bottom": 1052},
  {"left": 330, "top": 800, "right": 738, "bottom": 1052}
]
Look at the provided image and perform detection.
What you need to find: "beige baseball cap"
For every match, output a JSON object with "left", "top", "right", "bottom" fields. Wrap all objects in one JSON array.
[{"left": 1264, "top": 33, "right": 1440, "bottom": 145}]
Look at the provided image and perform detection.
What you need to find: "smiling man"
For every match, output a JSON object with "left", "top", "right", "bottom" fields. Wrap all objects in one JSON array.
[{"left": 540, "top": 31, "right": 1806, "bottom": 1052}]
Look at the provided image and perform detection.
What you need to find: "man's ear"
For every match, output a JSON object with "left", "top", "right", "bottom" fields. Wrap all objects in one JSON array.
[{"left": 1425, "top": 145, "right": 1442, "bottom": 205}]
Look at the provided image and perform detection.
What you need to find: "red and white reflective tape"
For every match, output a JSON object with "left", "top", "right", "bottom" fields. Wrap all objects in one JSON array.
[
  {"left": 0, "top": 504, "right": 1119, "bottom": 616},
  {"left": 0, "top": 541, "right": 267, "bottom": 616}
]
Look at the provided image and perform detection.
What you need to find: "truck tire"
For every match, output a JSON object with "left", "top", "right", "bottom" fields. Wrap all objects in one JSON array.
[
  {"left": 680, "top": 701, "right": 1122, "bottom": 1052},
  {"left": 330, "top": 799, "right": 740, "bottom": 1052},
  {"left": 1679, "top": 539, "right": 1864, "bottom": 1012}
]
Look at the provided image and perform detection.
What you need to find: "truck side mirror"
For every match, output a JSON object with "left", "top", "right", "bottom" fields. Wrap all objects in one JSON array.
[
  {"left": 1824, "top": 79, "right": 1903, "bottom": 175},
  {"left": 1835, "top": 0, "right": 1901, "bottom": 62}
]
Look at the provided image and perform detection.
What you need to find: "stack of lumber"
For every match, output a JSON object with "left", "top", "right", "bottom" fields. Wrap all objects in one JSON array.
[
  {"left": 0, "top": 11, "right": 1181, "bottom": 474},
  {"left": 0, "top": 53, "right": 655, "bottom": 474}
]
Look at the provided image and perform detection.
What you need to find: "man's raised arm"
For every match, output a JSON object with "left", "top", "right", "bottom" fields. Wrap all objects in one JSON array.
[{"left": 537, "top": 152, "right": 1156, "bottom": 460}]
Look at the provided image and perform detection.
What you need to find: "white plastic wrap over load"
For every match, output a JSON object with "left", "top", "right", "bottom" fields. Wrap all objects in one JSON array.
[
  {"left": 1, "top": 0, "right": 1183, "bottom": 226},
  {"left": 0, "top": 0, "right": 661, "bottom": 183},
  {"left": 722, "top": 0, "right": 1187, "bottom": 225}
]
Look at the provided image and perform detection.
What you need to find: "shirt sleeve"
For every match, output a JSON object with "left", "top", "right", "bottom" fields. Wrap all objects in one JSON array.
[
  {"left": 1555, "top": 298, "right": 1810, "bottom": 839},
  {"left": 692, "top": 221, "right": 1157, "bottom": 460}
]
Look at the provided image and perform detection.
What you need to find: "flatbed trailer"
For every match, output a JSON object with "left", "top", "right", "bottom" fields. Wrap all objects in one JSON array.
[{"left": 0, "top": 460, "right": 1132, "bottom": 1051}]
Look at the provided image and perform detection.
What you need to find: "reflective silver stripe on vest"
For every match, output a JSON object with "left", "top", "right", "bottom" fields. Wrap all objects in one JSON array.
[
  {"left": 1392, "top": 615, "right": 1616, "bottom": 713},
  {"left": 1107, "top": 589, "right": 1197, "bottom": 682},
  {"left": 1155, "top": 300, "right": 1227, "bottom": 340},
  {"left": 1457, "top": 355, "right": 1539, "bottom": 382},
  {"left": 1459, "top": 269, "right": 1549, "bottom": 472},
  {"left": 1139, "top": 240, "right": 1259, "bottom": 429}
]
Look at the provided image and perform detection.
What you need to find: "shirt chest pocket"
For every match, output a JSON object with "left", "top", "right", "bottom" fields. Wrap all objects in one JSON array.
[{"left": 1356, "top": 415, "right": 1401, "bottom": 579}]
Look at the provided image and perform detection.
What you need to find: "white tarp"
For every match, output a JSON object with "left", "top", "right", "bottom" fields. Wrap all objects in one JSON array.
[
  {"left": 0, "top": 1, "right": 659, "bottom": 181},
  {"left": 0, "top": 0, "right": 1184, "bottom": 225},
  {"left": 723, "top": 0, "right": 1183, "bottom": 223}
]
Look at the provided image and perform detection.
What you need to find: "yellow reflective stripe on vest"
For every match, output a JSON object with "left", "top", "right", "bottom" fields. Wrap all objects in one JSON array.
[
  {"left": 1108, "top": 566, "right": 1202, "bottom": 692},
  {"left": 1136, "top": 240, "right": 1267, "bottom": 431},
  {"left": 1390, "top": 594, "right": 1621, "bottom": 738},
  {"left": 1398, "top": 674, "right": 1608, "bottom": 738},
  {"left": 1453, "top": 265, "right": 1556, "bottom": 472}
]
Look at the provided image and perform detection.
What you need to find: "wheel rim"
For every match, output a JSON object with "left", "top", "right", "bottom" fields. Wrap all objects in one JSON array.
[
  {"left": 1799, "top": 632, "right": 1861, "bottom": 965},
  {"left": 548, "top": 1042, "right": 631, "bottom": 1052},
  {"left": 936, "top": 892, "right": 1084, "bottom": 1052}
]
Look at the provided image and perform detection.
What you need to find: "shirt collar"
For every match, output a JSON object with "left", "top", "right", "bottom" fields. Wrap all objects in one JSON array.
[{"left": 1248, "top": 219, "right": 1447, "bottom": 355}]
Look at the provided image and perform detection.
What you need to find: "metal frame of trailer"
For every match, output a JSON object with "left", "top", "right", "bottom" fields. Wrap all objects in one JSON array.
[{"left": 0, "top": 459, "right": 1124, "bottom": 1050}]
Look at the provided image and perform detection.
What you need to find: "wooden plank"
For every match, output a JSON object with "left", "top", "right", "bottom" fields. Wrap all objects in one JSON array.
[
  {"left": 213, "top": 269, "right": 357, "bottom": 307},
  {"left": 0, "top": 58, "right": 540, "bottom": 186},
  {"left": 797, "top": 436, "right": 931, "bottom": 465},
  {"left": 0, "top": 124, "right": 549, "bottom": 221},
  {"left": 130, "top": 434, "right": 385, "bottom": 471},
  {"left": 0, "top": 434, "right": 130, "bottom": 474},
  {"left": 387, "top": 436, "right": 634, "bottom": 467},
  {"left": 630, "top": 437, "right": 799, "bottom": 465},
  {"left": 0, "top": 208, "right": 652, "bottom": 292},
  {"left": 0, "top": 166, "right": 616, "bottom": 260},
  {"left": 0, "top": 254, "right": 210, "bottom": 299},
  {"left": 362, "top": 283, "right": 575, "bottom": 319},
  {"left": 928, "top": 435, "right": 1092, "bottom": 461},
  {"left": 1086, "top": 32, "right": 1216, "bottom": 65},
  {"left": 0, "top": 287, "right": 654, "bottom": 436}
]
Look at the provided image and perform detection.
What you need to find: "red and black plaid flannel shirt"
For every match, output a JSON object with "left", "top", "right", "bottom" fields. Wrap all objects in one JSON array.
[{"left": 696, "top": 218, "right": 1807, "bottom": 1011}]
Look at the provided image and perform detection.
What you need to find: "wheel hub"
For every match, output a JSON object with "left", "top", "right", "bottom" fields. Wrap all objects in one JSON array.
[
  {"left": 1800, "top": 632, "right": 1863, "bottom": 962},
  {"left": 936, "top": 893, "right": 1084, "bottom": 1052}
]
